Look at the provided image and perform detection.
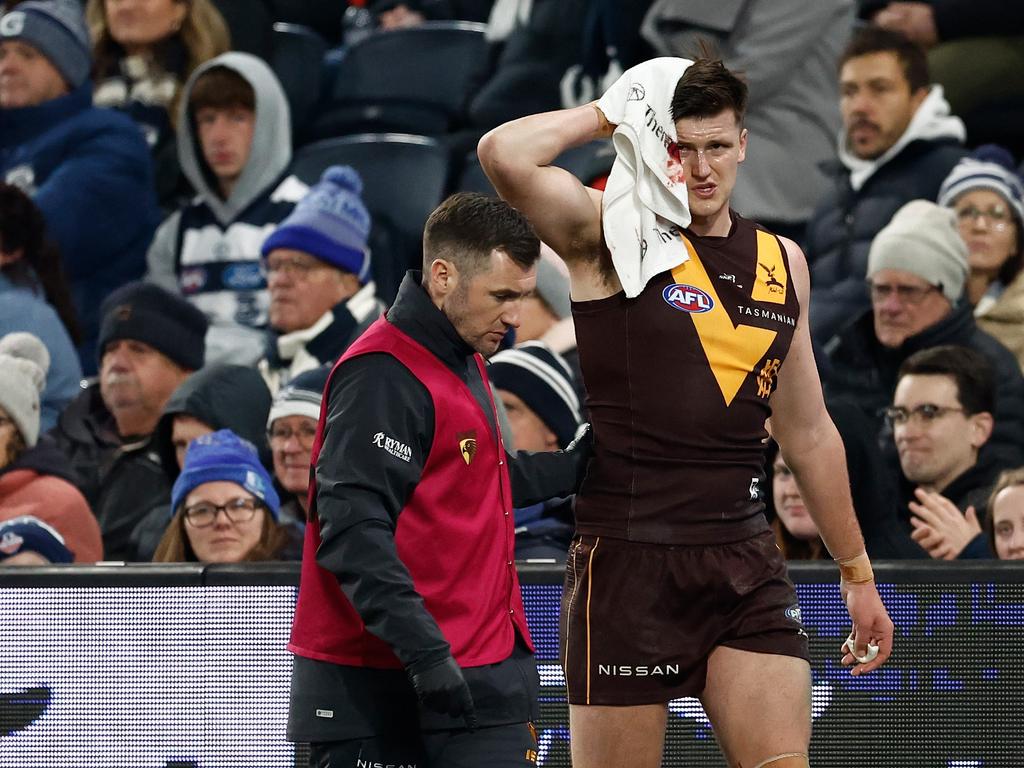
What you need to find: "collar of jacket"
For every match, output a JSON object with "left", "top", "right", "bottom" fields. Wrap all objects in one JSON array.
[
  {"left": 1, "top": 81, "right": 93, "bottom": 148},
  {"left": 387, "top": 270, "right": 477, "bottom": 372}
]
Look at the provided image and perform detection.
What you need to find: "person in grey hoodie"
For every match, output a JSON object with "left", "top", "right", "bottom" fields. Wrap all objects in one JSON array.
[
  {"left": 145, "top": 52, "right": 308, "bottom": 365},
  {"left": 806, "top": 26, "right": 966, "bottom": 345}
]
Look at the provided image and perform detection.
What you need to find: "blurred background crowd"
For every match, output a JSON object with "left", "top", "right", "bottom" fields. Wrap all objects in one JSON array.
[{"left": 0, "top": 0, "right": 1023, "bottom": 567}]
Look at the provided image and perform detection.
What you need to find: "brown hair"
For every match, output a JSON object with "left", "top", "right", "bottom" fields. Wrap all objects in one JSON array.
[
  {"left": 985, "top": 467, "right": 1024, "bottom": 557},
  {"left": 771, "top": 518, "right": 826, "bottom": 561},
  {"left": 422, "top": 192, "right": 540, "bottom": 277},
  {"left": 152, "top": 506, "right": 290, "bottom": 563},
  {"left": 670, "top": 54, "right": 748, "bottom": 125},
  {"left": 839, "top": 26, "right": 930, "bottom": 93},
  {"left": 188, "top": 65, "right": 255, "bottom": 114},
  {"left": 87, "top": 0, "right": 230, "bottom": 83},
  {"left": 0, "top": 417, "right": 27, "bottom": 469}
]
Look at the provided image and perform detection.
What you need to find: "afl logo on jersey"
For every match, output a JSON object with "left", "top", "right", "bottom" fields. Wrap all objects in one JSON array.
[{"left": 662, "top": 283, "right": 714, "bottom": 313}]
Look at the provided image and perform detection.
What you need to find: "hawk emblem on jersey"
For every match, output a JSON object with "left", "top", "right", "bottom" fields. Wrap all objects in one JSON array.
[
  {"left": 751, "top": 230, "right": 788, "bottom": 304},
  {"left": 458, "top": 432, "right": 477, "bottom": 465},
  {"left": 756, "top": 358, "right": 781, "bottom": 398},
  {"left": 673, "top": 240, "right": 778, "bottom": 407}
]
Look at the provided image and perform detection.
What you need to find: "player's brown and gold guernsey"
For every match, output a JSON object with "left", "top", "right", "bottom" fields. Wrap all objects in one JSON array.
[{"left": 572, "top": 211, "right": 799, "bottom": 545}]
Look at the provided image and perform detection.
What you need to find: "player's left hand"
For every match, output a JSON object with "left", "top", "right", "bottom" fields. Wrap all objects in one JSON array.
[{"left": 839, "top": 579, "right": 894, "bottom": 676}]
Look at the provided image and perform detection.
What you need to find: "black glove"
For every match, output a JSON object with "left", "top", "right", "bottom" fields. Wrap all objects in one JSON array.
[{"left": 408, "top": 655, "right": 477, "bottom": 730}]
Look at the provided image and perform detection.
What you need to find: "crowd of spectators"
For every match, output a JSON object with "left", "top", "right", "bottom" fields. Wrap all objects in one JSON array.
[{"left": 1, "top": 0, "right": 1023, "bottom": 566}]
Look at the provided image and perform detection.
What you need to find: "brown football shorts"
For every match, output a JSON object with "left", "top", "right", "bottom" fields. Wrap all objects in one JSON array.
[{"left": 560, "top": 529, "right": 809, "bottom": 706}]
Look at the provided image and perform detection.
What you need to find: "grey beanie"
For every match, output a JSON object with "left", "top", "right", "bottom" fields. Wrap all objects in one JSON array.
[
  {"left": 866, "top": 200, "right": 968, "bottom": 304},
  {"left": 535, "top": 247, "right": 571, "bottom": 319},
  {"left": 0, "top": 0, "right": 92, "bottom": 89},
  {"left": 0, "top": 332, "right": 50, "bottom": 448}
]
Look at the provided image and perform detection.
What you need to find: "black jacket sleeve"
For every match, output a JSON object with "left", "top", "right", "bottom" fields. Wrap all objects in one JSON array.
[
  {"left": 506, "top": 428, "right": 591, "bottom": 508},
  {"left": 313, "top": 354, "right": 450, "bottom": 670}
]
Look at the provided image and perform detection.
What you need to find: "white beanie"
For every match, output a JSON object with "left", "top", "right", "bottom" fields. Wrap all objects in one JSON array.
[
  {"left": 866, "top": 200, "right": 968, "bottom": 304},
  {"left": 0, "top": 332, "right": 50, "bottom": 447}
]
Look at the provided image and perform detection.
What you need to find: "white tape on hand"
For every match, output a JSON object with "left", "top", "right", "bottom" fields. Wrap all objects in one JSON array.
[{"left": 843, "top": 633, "right": 879, "bottom": 664}]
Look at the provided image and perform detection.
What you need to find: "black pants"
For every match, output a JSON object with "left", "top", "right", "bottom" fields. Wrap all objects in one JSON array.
[{"left": 309, "top": 722, "right": 538, "bottom": 767}]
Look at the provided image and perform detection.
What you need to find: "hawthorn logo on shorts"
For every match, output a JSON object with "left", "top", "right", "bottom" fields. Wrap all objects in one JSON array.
[
  {"left": 785, "top": 604, "right": 803, "bottom": 624},
  {"left": 457, "top": 431, "right": 477, "bottom": 465},
  {"left": 662, "top": 283, "right": 714, "bottom": 313}
]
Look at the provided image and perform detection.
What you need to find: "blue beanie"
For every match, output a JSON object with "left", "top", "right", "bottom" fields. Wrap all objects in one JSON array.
[
  {"left": 0, "top": 516, "right": 73, "bottom": 564},
  {"left": 0, "top": 0, "right": 91, "bottom": 89},
  {"left": 171, "top": 430, "right": 281, "bottom": 520},
  {"left": 261, "top": 166, "right": 372, "bottom": 283}
]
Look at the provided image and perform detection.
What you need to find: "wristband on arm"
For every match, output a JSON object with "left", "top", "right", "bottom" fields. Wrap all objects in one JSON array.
[{"left": 836, "top": 552, "right": 874, "bottom": 584}]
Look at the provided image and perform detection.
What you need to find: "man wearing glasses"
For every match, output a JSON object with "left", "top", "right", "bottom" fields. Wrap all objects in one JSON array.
[
  {"left": 258, "top": 166, "right": 386, "bottom": 394},
  {"left": 824, "top": 199, "right": 1024, "bottom": 471},
  {"left": 886, "top": 345, "right": 1005, "bottom": 560}
]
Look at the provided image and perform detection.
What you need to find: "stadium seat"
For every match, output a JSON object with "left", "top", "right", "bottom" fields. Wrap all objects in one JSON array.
[
  {"left": 291, "top": 134, "right": 451, "bottom": 302},
  {"left": 310, "top": 21, "right": 492, "bottom": 139},
  {"left": 211, "top": 0, "right": 274, "bottom": 60},
  {"left": 270, "top": 23, "right": 327, "bottom": 136}
]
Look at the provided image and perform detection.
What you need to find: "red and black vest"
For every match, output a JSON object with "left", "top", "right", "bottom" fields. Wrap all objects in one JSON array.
[{"left": 288, "top": 316, "right": 532, "bottom": 669}]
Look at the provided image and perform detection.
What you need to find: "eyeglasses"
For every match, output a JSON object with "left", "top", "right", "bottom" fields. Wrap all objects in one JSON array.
[
  {"left": 268, "top": 423, "right": 318, "bottom": 447},
  {"left": 955, "top": 204, "right": 1013, "bottom": 231},
  {"left": 867, "top": 280, "right": 940, "bottom": 306},
  {"left": 183, "top": 497, "right": 261, "bottom": 528},
  {"left": 883, "top": 403, "right": 966, "bottom": 426},
  {"left": 264, "top": 254, "right": 327, "bottom": 277}
]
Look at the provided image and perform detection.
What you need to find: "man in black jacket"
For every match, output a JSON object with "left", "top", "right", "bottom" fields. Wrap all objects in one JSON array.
[
  {"left": 48, "top": 282, "right": 208, "bottom": 560},
  {"left": 807, "top": 26, "right": 966, "bottom": 344},
  {"left": 888, "top": 345, "right": 1004, "bottom": 559},
  {"left": 287, "top": 193, "right": 590, "bottom": 766},
  {"left": 824, "top": 200, "right": 1024, "bottom": 471}
]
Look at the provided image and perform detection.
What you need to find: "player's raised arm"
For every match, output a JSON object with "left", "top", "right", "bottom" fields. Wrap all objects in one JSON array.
[{"left": 478, "top": 105, "right": 610, "bottom": 264}]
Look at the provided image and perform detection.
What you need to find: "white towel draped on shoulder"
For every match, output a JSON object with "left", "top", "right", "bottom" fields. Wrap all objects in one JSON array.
[{"left": 597, "top": 57, "right": 693, "bottom": 297}]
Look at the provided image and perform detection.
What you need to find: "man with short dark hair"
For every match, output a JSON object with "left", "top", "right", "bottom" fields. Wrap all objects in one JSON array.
[
  {"left": 807, "top": 26, "right": 967, "bottom": 344},
  {"left": 49, "top": 281, "right": 208, "bottom": 560},
  {"left": 887, "top": 344, "right": 1003, "bottom": 559},
  {"left": 287, "top": 192, "right": 592, "bottom": 766},
  {"left": 481, "top": 55, "right": 893, "bottom": 768},
  {"left": 0, "top": 0, "right": 160, "bottom": 371},
  {"left": 145, "top": 52, "right": 307, "bottom": 365}
]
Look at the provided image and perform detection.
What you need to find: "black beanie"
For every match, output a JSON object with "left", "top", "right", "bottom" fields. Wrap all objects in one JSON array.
[
  {"left": 488, "top": 341, "right": 581, "bottom": 448},
  {"left": 97, "top": 282, "right": 208, "bottom": 370}
]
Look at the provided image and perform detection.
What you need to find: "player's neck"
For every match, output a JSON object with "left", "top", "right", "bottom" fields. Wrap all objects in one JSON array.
[{"left": 687, "top": 206, "right": 732, "bottom": 238}]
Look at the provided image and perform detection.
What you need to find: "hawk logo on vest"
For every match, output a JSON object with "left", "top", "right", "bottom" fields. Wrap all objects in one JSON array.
[
  {"left": 458, "top": 432, "right": 477, "bottom": 466},
  {"left": 756, "top": 357, "right": 781, "bottom": 398}
]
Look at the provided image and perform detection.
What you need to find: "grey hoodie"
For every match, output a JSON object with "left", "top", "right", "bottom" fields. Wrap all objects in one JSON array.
[{"left": 145, "top": 52, "right": 308, "bottom": 365}]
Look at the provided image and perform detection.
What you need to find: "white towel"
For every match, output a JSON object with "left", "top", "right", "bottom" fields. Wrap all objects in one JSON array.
[{"left": 597, "top": 56, "right": 693, "bottom": 298}]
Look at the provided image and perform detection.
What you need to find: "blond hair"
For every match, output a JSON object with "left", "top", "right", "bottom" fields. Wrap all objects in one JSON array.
[{"left": 87, "top": 0, "right": 230, "bottom": 85}]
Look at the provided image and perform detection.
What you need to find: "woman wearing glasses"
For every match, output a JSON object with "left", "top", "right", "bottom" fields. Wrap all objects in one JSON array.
[
  {"left": 939, "top": 145, "right": 1024, "bottom": 368},
  {"left": 153, "top": 429, "right": 292, "bottom": 563}
]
